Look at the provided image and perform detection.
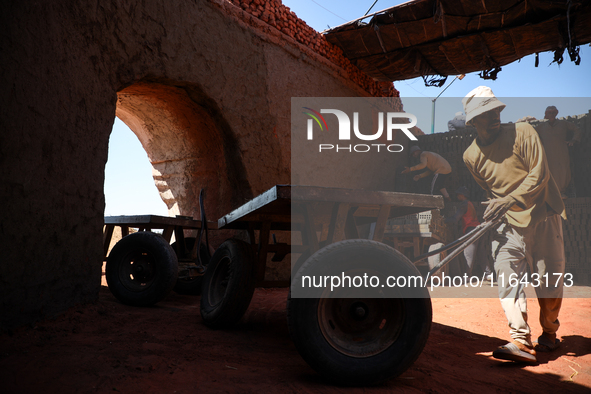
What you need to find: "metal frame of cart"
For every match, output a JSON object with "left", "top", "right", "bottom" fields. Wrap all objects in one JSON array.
[
  {"left": 200, "top": 184, "right": 443, "bottom": 386},
  {"left": 216, "top": 185, "right": 444, "bottom": 278}
]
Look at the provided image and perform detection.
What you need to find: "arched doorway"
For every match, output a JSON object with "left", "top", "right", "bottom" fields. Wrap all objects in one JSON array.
[
  {"left": 112, "top": 80, "right": 251, "bottom": 221},
  {"left": 105, "top": 118, "right": 168, "bottom": 216}
]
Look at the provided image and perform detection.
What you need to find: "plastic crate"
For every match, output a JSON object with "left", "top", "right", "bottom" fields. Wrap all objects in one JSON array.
[{"left": 386, "top": 209, "right": 448, "bottom": 241}]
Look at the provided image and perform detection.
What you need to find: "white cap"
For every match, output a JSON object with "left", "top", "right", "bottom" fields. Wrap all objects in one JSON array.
[{"left": 462, "top": 86, "right": 506, "bottom": 125}]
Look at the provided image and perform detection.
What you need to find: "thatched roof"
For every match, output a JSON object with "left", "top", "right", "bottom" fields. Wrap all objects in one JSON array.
[{"left": 323, "top": 0, "right": 591, "bottom": 84}]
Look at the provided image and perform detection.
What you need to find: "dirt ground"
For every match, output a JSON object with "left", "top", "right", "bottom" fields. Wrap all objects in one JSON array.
[{"left": 1, "top": 285, "right": 591, "bottom": 393}]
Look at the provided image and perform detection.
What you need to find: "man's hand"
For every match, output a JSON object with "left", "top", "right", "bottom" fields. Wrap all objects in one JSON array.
[
  {"left": 482, "top": 196, "right": 516, "bottom": 222},
  {"left": 567, "top": 140, "right": 579, "bottom": 147},
  {"left": 413, "top": 175, "right": 421, "bottom": 182},
  {"left": 401, "top": 166, "right": 411, "bottom": 174}
]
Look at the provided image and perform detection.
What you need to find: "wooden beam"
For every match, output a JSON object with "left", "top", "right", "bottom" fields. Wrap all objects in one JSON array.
[
  {"left": 103, "top": 225, "right": 115, "bottom": 258},
  {"left": 371, "top": 205, "right": 391, "bottom": 243},
  {"left": 326, "top": 203, "right": 350, "bottom": 244}
]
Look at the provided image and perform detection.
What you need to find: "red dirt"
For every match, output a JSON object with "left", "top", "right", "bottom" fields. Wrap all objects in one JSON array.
[{"left": 1, "top": 286, "right": 590, "bottom": 393}]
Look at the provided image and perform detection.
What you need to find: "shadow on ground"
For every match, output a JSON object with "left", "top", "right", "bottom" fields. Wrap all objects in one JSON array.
[{"left": 0, "top": 287, "right": 589, "bottom": 393}]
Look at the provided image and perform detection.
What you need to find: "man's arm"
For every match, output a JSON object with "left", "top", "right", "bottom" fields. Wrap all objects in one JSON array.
[
  {"left": 463, "top": 127, "right": 549, "bottom": 222},
  {"left": 401, "top": 152, "right": 428, "bottom": 174},
  {"left": 566, "top": 121, "right": 581, "bottom": 146},
  {"left": 411, "top": 152, "right": 429, "bottom": 172},
  {"left": 507, "top": 125, "right": 552, "bottom": 209}
]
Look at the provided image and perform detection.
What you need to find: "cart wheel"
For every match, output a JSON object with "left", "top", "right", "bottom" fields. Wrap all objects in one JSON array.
[
  {"left": 106, "top": 231, "right": 178, "bottom": 306},
  {"left": 171, "top": 237, "right": 211, "bottom": 295},
  {"left": 200, "top": 239, "right": 256, "bottom": 328},
  {"left": 288, "top": 239, "right": 432, "bottom": 386}
]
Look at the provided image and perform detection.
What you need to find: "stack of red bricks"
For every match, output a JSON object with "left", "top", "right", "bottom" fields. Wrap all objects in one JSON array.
[
  {"left": 563, "top": 198, "right": 591, "bottom": 285},
  {"left": 225, "top": 0, "right": 399, "bottom": 99}
]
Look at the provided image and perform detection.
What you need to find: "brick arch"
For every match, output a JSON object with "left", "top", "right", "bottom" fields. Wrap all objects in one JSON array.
[{"left": 115, "top": 81, "right": 252, "bottom": 220}]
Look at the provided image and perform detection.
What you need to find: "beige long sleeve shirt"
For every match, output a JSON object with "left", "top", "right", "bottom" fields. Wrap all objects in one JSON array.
[{"left": 463, "top": 122, "right": 565, "bottom": 228}]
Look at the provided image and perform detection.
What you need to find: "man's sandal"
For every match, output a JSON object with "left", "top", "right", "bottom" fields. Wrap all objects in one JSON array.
[
  {"left": 492, "top": 342, "right": 537, "bottom": 363},
  {"left": 534, "top": 335, "right": 561, "bottom": 352}
]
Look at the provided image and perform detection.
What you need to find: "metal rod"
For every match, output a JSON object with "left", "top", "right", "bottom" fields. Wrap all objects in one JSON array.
[
  {"left": 437, "top": 75, "right": 459, "bottom": 97},
  {"left": 423, "top": 218, "right": 501, "bottom": 284},
  {"left": 431, "top": 99, "right": 436, "bottom": 134},
  {"left": 430, "top": 74, "right": 462, "bottom": 134},
  {"left": 321, "top": 1, "right": 415, "bottom": 33},
  {"left": 364, "top": 0, "right": 380, "bottom": 16},
  {"left": 411, "top": 221, "right": 488, "bottom": 264}
]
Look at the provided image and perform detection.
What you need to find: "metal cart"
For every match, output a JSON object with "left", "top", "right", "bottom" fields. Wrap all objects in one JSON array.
[
  {"left": 103, "top": 185, "right": 444, "bottom": 385},
  {"left": 200, "top": 185, "right": 443, "bottom": 385}
]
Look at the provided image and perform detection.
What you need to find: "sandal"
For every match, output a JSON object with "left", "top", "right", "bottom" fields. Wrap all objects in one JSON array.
[
  {"left": 492, "top": 342, "right": 537, "bottom": 363},
  {"left": 534, "top": 335, "right": 561, "bottom": 352}
]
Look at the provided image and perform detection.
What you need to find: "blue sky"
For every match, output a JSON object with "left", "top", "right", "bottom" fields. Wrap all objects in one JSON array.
[
  {"left": 104, "top": 0, "right": 591, "bottom": 216},
  {"left": 104, "top": 120, "right": 169, "bottom": 216}
]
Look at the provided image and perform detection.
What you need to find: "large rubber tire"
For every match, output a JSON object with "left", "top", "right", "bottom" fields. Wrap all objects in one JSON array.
[
  {"left": 200, "top": 239, "right": 256, "bottom": 328},
  {"left": 171, "top": 237, "right": 211, "bottom": 295},
  {"left": 106, "top": 231, "right": 178, "bottom": 307},
  {"left": 288, "top": 239, "right": 432, "bottom": 386}
]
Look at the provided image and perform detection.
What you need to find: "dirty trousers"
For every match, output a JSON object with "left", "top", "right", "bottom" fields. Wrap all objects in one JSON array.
[{"left": 492, "top": 214, "right": 565, "bottom": 347}]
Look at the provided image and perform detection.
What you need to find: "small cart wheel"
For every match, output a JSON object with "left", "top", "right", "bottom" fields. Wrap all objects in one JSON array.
[
  {"left": 288, "top": 239, "right": 432, "bottom": 386},
  {"left": 200, "top": 239, "right": 256, "bottom": 328},
  {"left": 106, "top": 231, "right": 178, "bottom": 306},
  {"left": 171, "top": 237, "right": 211, "bottom": 295}
]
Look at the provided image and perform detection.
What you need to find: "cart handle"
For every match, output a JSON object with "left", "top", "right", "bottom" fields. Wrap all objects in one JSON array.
[
  {"left": 422, "top": 218, "right": 502, "bottom": 284},
  {"left": 412, "top": 225, "right": 479, "bottom": 264}
]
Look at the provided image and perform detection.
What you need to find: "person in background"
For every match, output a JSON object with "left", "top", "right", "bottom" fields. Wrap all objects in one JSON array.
[
  {"left": 448, "top": 111, "right": 466, "bottom": 131},
  {"left": 402, "top": 146, "right": 452, "bottom": 201},
  {"left": 462, "top": 86, "right": 566, "bottom": 364},
  {"left": 444, "top": 186, "right": 493, "bottom": 280},
  {"left": 535, "top": 105, "right": 581, "bottom": 198}
]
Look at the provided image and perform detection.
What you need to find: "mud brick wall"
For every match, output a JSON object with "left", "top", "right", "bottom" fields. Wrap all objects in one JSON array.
[
  {"left": 1, "top": 0, "right": 411, "bottom": 330},
  {"left": 561, "top": 112, "right": 591, "bottom": 198},
  {"left": 563, "top": 198, "right": 591, "bottom": 285},
  {"left": 224, "top": 0, "right": 400, "bottom": 100}
]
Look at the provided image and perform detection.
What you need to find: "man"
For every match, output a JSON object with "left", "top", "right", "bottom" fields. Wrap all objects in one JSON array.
[
  {"left": 402, "top": 146, "right": 452, "bottom": 201},
  {"left": 462, "top": 86, "right": 566, "bottom": 363},
  {"left": 535, "top": 105, "right": 581, "bottom": 197},
  {"left": 444, "top": 186, "right": 493, "bottom": 280}
]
